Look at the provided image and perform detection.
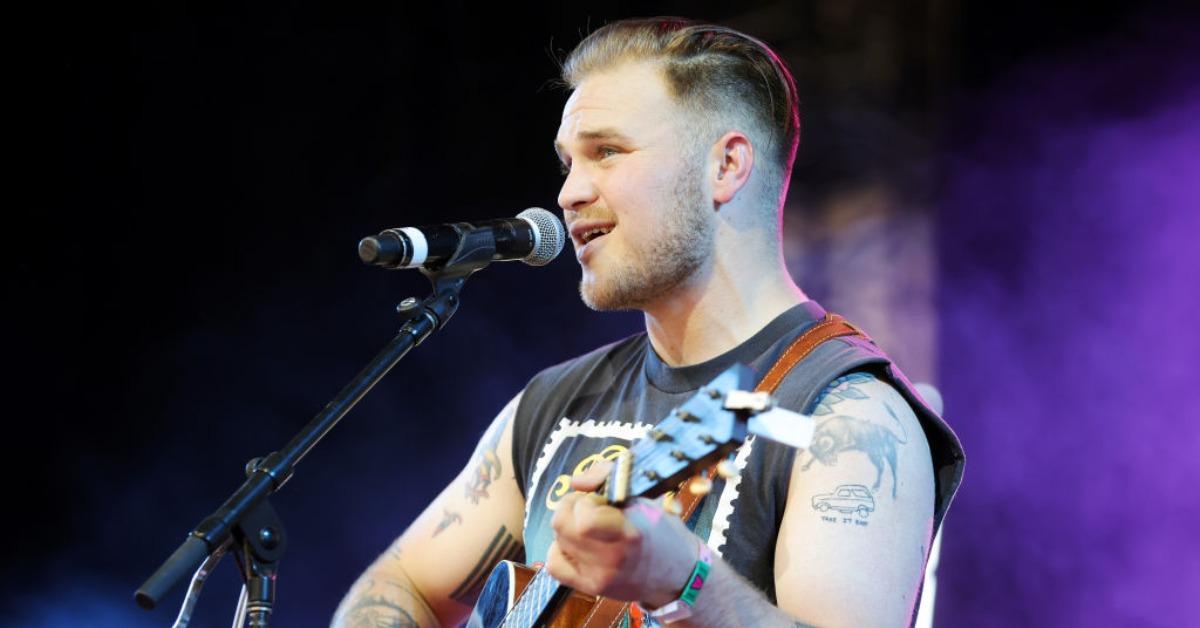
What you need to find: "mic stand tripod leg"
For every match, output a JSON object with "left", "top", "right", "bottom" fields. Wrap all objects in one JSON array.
[{"left": 171, "top": 538, "right": 232, "bottom": 628}]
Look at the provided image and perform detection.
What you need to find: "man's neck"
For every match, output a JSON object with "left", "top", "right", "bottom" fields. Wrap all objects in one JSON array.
[{"left": 642, "top": 258, "right": 807, "bottom": 367}]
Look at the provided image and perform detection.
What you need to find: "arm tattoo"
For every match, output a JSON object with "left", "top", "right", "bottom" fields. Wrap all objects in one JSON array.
[
  {"left": 449, "top": 525, "right": 523, "bottom": 605},
  {"left": 385, "top": 541, "right": 403, "bottom": 563},
  {"left": 464, "top": 415, "right": 508, "bottom": 504},
  {"left": 432, "top": 509, "right": 462, "bottom": 537},
  {"left": 341, "top": 595, "right": 419, "bottom": 628},
  {"left": 802, "top": 373, "right": 909, "bottom": 498},
  {"left": 810, "top": 483, "right": 876, "bottom": 524},
  {"left": 811, "top": 372, "right": 874, "bottom": 416},
  {"left": 337, "top": 578, "right": 426, "bottom": 628}
]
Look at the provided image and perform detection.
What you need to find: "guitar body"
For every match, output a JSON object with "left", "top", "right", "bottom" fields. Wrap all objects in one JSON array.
[{"left": 467, "top": 560, "right": 613, "bottom": 628}]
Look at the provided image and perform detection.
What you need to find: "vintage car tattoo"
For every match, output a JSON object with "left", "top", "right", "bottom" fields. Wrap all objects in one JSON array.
[{"left": 811, "top": 484, "right": 876, "bottom": 517}]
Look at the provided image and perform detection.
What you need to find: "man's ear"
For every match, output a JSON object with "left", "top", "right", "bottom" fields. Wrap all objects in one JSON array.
[{"left": 711, "top": 131, "right": 754, "bottom": 205}]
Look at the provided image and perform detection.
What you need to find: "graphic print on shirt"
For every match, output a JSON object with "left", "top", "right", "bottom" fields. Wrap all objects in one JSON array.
[
  {"left": 521, "top": 414, "right": 758, "bottom": 569},
  {"left": 523, "top": 417, "right": 653, "bottom": 564},
  {"left": 543, "top": 443, "right": 629, "bottom": 511}
]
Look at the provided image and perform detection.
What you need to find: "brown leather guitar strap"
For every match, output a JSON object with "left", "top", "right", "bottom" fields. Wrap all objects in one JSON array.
[{"left": 582, "top": 312, "right": 867, "bottom": 627}]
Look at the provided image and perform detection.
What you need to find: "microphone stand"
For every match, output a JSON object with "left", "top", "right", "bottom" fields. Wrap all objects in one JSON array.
[{"left": 135, "top": 226, "right": 502, "bottom": 626}]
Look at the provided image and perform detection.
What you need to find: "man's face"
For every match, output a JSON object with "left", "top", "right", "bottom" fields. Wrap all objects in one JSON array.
[{"left": 554, "top": 61, "right": 715, "bottom": 311}]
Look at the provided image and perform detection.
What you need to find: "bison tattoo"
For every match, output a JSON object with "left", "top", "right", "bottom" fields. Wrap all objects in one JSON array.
[{"left": 802, "top": 403, "right": 908, "bottom": 498}]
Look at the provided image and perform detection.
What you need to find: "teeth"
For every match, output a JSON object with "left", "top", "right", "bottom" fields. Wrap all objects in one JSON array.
[{"left": 580, "top": 226, "right": 613, "bottom": 243}]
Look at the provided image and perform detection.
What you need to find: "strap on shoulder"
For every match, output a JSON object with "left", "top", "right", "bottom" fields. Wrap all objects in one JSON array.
[
  {"left": 676, "top": 312, "right": 867, "bottom": 516},
  {"left": 755, "top": 313, "right": 869, "bottom": 395},
  {"left": 582, "top": 313, "right": 869, "bottom": 627}
]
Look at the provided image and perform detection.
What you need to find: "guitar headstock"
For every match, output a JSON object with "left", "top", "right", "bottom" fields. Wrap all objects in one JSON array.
[{"left": 605, "top": 364, "right": 758, "bottom": 506}]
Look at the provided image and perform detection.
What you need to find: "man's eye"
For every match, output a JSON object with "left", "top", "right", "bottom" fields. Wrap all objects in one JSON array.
[
  {"left": 597, "top": 146, "right": 619, "bottom": 159},
  {"left": 558, "top": 162, "right": 570, "bottom": 176}
]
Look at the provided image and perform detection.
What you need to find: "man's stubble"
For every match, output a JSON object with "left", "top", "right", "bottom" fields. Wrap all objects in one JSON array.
[{"left": 579, "top": 156, "right": 715, "bottom": 312}]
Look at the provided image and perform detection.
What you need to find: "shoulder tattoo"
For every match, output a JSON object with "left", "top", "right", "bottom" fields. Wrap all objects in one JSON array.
[{"left": 802, "top": 373, "right": 911, "bottom": 499}]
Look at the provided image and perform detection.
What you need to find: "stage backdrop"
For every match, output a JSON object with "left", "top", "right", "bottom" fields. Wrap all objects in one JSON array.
[{"left": 5, "top": 2, "right": 1198, "bottom": 626}]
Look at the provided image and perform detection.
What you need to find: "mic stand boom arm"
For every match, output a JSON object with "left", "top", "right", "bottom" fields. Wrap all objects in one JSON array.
[{"left": 135, "top": 224, "right": 501, "bottom": 625}]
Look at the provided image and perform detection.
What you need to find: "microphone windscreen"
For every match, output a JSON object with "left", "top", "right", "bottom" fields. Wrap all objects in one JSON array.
[{"left": 517, "top": 207, "right": 566, "bottom": 266}]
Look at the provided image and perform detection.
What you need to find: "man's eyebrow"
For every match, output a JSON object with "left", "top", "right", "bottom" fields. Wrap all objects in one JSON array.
[
  {"left": 577, "top": 128, "right": 632, "bottom": 142},
  {"left": 553, "top": 128, "right": 633, "bottom": 161}
]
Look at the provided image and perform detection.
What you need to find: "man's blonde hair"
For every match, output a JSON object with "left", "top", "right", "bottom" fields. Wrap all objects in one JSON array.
[{"left": 562, "top": 17, "right": 801, "bottom": 212}]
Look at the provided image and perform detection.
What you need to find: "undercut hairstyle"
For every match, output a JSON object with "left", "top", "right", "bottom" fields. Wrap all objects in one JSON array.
[{"left": 562, "top": 17, "right": 801, "bottom": 215}]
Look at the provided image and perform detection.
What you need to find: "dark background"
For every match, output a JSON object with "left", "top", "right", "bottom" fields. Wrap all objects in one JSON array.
[{"left": 7, "top": 1, "right": 1199, "bottom": 626}]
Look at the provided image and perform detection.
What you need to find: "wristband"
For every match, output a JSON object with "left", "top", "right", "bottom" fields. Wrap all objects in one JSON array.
[{"left": 643, "top": 542, "right": 713, "bottom": 624}]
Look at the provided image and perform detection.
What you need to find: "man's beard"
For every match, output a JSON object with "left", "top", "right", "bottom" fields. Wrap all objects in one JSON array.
[{"left": 579, "top": 163, "right": 714, "bottom": 311}]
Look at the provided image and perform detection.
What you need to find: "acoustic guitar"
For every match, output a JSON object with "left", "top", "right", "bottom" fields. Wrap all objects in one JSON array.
[{"left": 467, "top": 364, "right": 815, "bottom": 628}]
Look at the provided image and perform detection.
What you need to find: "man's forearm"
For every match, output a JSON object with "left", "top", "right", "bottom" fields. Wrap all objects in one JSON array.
[
  {"left": 332, "top": 566, "right": 442, "bottom": 628},
  {"left": 673, "top": 557, "right": 816, "bottom": 628}
]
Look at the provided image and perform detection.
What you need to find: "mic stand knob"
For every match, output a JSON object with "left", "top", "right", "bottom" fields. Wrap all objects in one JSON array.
[{"left": 396, "top": 297, "right": 423, "bottom": 322}]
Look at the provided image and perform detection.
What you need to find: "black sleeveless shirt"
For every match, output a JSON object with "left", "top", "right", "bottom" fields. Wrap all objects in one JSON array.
[{"left": 510, "top": 302, "right": 964, "bottom": 604}]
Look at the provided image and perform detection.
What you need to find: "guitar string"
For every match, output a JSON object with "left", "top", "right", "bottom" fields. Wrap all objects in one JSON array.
[
  {"left": 514, "top": 567, "right": 553, "bottom": 628},
  {"left": 531, "top": 569, "right": 553, "bottom": 627},
  {"left": 504, "top": 565, "right": 535, "bottom": 627}
]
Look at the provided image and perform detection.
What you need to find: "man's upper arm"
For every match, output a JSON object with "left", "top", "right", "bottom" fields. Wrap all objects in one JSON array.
[
  {"left": 351, "top": 392, "right": 529, "bottom": 626},
  {"left": 774, "top": 373, "right": 935, "bottom": 627}
]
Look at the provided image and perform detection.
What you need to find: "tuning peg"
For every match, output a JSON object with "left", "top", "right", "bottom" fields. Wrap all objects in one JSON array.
[
  {"left": 663, "top": 492, "right": 682, "bottom": 517},
  {"left": 724, "top": 390, "right": 773, "bottom": 412},
  {"left": 716, "top": 460, "right": 739, "bottom": 479},
  {"left": 688, "top": 476, "right": 713, "bottom": 496},
  {"left": 606, "top": 451, "right": 633, "bottom": 505}
]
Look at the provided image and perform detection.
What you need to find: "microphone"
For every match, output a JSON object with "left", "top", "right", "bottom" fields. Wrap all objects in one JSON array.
[{"left": 358, "top": 207, "right": 565, "bottom": 270}]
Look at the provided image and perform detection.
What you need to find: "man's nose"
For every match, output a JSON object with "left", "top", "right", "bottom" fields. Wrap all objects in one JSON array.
[{"left": 557, "top": 165, "right": 597, "bottom": 213}]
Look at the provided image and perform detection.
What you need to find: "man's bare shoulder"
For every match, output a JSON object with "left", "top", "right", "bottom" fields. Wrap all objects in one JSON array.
[{"left": 805, "top": 372, "right": 930, "bottom": 471}]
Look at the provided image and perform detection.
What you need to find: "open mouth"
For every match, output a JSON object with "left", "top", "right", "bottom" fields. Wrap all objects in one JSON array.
[
  {"left": 570, "top": 220, "right": 617, "bottom": 248},
  {"left": 579, "top": 226, "right": 613, "bottom": 245}
]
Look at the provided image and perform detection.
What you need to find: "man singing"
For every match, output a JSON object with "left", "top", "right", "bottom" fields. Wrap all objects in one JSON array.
[{"left": 334, "top": 17, "right": 963, "bottom": 627}]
